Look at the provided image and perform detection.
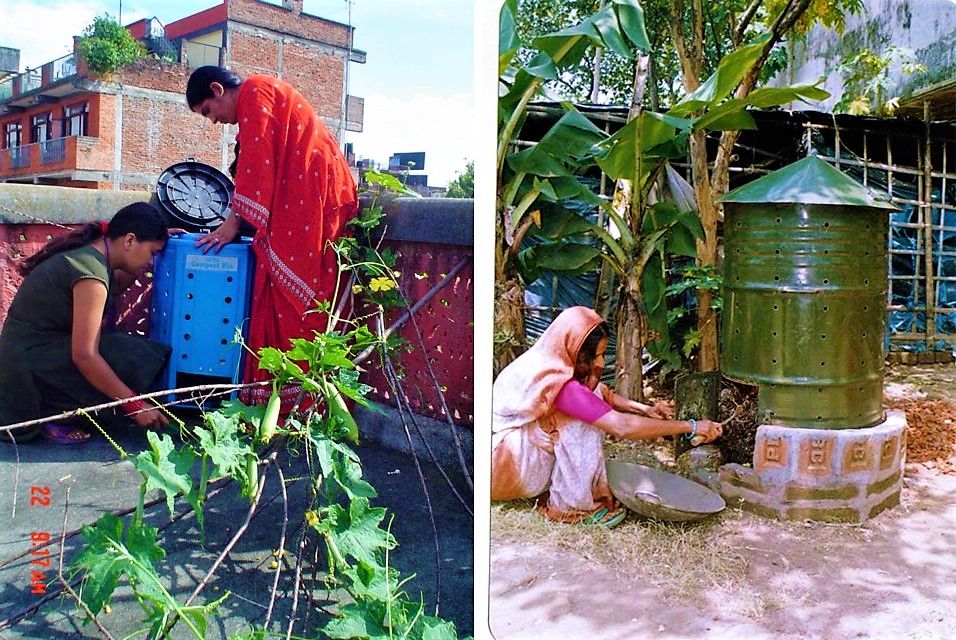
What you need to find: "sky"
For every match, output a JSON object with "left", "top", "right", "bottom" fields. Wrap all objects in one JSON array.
[{"left": 0, "top": 0, "right": 475, "bottom": 187}]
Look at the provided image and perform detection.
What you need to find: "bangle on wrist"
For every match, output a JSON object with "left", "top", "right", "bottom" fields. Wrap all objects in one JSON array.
[
  {"left": 683, "top": 418, "right": 698, "bottom": 441},
  {"left": 121, "top": 394, "right": 146, "bottom": 416}
]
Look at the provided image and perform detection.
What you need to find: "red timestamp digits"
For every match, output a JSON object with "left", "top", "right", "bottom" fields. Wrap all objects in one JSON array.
[
  {"left": 27, "top": 488, "right": 53, "bottom": 594},
  {"left": 28, "top": 532, "right": 50, "bottom": 594},
  {"left": 30, "top": 486, "right": 51, "bottom": 507}
]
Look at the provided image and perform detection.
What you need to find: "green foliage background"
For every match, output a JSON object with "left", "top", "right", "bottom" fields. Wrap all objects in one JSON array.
[{"left": 77, "top": 15, "right": 146, "bottom": 75}]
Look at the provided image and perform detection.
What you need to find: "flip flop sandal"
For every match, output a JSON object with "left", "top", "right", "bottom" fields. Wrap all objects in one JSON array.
[
  {"left": 580, "top": 507, "right": 610, "bottom": 525},
  {"left": 581, "top": 506, "right": 626, "bottom": 528},
  {"left": 41, "top": 423, "right": 91, "bottom": 445},
  {"left": 601, "top": 508, "right": 627, "bottom": 528}
]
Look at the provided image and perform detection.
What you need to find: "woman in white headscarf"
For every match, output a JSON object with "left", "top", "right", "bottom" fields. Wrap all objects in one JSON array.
[{"left": 491, "top": 306, "right": 722, "bottom": 526}]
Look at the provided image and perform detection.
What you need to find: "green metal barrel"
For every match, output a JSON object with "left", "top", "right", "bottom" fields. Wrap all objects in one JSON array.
[{"left": 719, "top": 156, "right": 896, "bottom": 429}]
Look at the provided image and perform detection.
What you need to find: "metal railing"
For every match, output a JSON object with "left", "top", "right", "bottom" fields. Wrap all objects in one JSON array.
[
  {"left": 0, "top": 137, "right": 72, "bottom": 172},
  {"left": 0, "top": 53, "right": 78, "bottom": 104},
  {"left": 8, "top": 146, "right": 29, "bottom": 169},
  {"left": 40, "top": 137, "right": 67, "bottom": 164}
]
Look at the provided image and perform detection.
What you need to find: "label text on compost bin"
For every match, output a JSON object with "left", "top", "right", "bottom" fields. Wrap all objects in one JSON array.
[{"left": 185, "top": 254, "right": 240, "bottom": 272}]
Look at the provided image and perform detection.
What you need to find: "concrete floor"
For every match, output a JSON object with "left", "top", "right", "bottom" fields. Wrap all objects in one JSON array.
[{"left": 0, "top": 414, "right": 474, "bottom": 639}]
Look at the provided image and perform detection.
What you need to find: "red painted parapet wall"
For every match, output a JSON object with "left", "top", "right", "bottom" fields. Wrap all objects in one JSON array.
[{"left": 0, "top": 197, "right": 474, "bottom": 429}]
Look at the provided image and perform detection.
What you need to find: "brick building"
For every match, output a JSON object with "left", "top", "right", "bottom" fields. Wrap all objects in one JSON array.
[{"left": 0, "top": 0, "right": 365, "bottom": 190}]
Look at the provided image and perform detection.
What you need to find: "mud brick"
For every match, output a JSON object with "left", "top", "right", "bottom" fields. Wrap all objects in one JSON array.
[
  {"left": 880, "top": 435, "right": 900, "bottom": 471},
  {"left": 798, "top": 436, "right": 835, "bottom": 477},
  {"left": 755, "top": 435, "right": 788, "bottom": 472},
  {"left": 842, "top": 440, "right": 874, "bottom": 474}
]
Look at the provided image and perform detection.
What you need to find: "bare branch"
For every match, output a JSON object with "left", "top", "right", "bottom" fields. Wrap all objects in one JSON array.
[
  {"left": 56, "top": 486, "right": 117, "bottom": 640},
  {"left": 735, "top": 0, "right": 765, "bottom": 44},
  {"left": 263, "top": 465, "right": 290, "bottom": 630}
]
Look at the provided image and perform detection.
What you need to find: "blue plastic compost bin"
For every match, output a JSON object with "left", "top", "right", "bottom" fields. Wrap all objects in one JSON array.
[{"left": 149, "top": 234, "right": 255, "bottom": 402}]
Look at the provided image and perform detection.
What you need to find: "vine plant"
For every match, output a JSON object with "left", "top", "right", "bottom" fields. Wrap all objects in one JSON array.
[{"left": 65, "top": 170, "right": 470, "bottom": 640}]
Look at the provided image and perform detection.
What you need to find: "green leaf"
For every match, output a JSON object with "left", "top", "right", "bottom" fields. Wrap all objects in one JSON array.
[
  {"left": 322, "top": 603, "right": 388, "bottom": 640},
  {"left": 642, "top": 253, "right": 666, "bottom": 314},
  {"left": 340, "top": 560, "right": 408, "bottom": 604},
  {"left": 331, "top": 369, "right": 376, "bottom": 408},
  {"left": 133, "top": 432, "right": 203, "bottom": 532},
  {"left": 691, "top": 98, "right": 756, "bottom": 132},
  {"left": 194, "top": 412, "right": 253, "bottom": 482},
  {"left": 594, "top": 112, "right": 692, "bottom": 181},
  {"left": 612, "top": 0, "right": 650, "bottom": 52},
  {"left": 666, "top": 223, "right": 698, "bottom": 258},
  {"left": 521, "top": 51, "right": 559, "bottom": 81},
  {"left": 217, "top": 398, "right": 265, "bottom": 424},
  {"left": 745, "top": 84, "right": 830, "bottom": 108},
  {"left": 71, "top": 514, "right": 166, "bottom": 616},
  {"left": 670, "top": 37, "right": 769, "bottom": 116},
  {"left": 533, "top": 1, "right": 647, "bottom": 63},
  {"left": 420, "top": 616, "right": 462, "bottom": 640},
  {"left": 311, "top": 433, "right": 377, "bottom": 500},
  {"left": 316, "top": 498, "right": 396, "bottom": 567},
  {"left": 526, "top": 242, "right": 602, "bottom": 275},
  {"left": 675, "top": 209, "right": 705, "bottom": 241},
  {"left": 530, "top": 205, "right": 602, "bottom": 240},
  {"left": 364, "top": 169, "right": 420, "bottom": 197},
  {"left": 682, "top": 329, "right": 703, "bottom": 358},
  {"left": 498, "top": 0, "right": 520, "bottom": 75},
  {"left": 508, "top": 108, "right": 606, "bottom": 177}
]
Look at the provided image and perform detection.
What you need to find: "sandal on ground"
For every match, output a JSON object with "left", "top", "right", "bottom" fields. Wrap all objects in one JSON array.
[
  {"left": 581, "top": 506, "right": 627, "bottom": 528},
  {"left": 41, "top": 423, "right": 91, "bottom": 445}
]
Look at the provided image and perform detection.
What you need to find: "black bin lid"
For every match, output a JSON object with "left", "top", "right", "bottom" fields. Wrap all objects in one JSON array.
[{"left": 156, "top": 160, "right": 234, "bottom": 232}]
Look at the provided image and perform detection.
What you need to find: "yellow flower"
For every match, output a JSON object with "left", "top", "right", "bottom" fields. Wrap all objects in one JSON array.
[
  {"left": 352, "top": 284, "right": 364, "bottom": 294},
  {"left": 305, "top": 510, "right": 319, "bottom": 527},
  {"left": 369, "top": 276, "right": 397, "bottom": 292}
]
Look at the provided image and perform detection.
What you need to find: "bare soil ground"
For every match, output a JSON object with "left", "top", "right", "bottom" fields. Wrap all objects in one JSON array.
[{"left": 488, "top": 363, "right": 956, "bottom": 640}]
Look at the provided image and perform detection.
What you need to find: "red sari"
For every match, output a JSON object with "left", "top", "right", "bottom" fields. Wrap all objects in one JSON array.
[{"left": 230, "top": 75, "right": 358, "bottom": 407}]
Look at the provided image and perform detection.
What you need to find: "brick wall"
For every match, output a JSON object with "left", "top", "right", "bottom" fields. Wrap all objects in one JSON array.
[
  {"left": 226, "top": 31, "right": 347, "bottom": 122},
  {"left": 1, "top": 0, "right": 355, "bottom": 189},
  {"left": 0, "top": 195, "right": 474, "bottom": 429},
  {"left": 226, "top": 0, "right": 352, "bottom": 48}
]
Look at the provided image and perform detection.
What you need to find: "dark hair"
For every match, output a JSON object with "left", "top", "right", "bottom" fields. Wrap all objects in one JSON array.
[
  {"left": 228, "top": 140, "right": 240, "bottom": 178},
  {"left": 19, "top": 202, "right": 168, "bottom": 275},
  {"left": 186, "top": 66, "right": 243, "bottom": 109},
  {"left": 573, "top": 321, "right": 610, "bottom": 382}
]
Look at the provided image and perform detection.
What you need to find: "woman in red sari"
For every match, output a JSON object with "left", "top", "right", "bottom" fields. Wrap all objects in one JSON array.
[{"left": 186, "top": 66, "right": 358, "bottom": 408}]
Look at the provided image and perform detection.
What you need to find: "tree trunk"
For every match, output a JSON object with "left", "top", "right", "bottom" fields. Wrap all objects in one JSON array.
[
  {"left": 494, "top": 214, "right": 527, "bottom": 375},
  {"left": 612, "top": 52, "right": 652, "bottom": 400},
  {"left": 690, "top": 129, "right": 720, "bottom": 372},
  {"left": 614, "top": 277, "right": 647, "bottom": 401},
  {"left": 493, "top": 277, "right": 527, "bottom": 376}
]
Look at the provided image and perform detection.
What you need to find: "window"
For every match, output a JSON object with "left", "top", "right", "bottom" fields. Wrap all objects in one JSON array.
[
  {"left": 31, "top": 112, "right": 52, "bottom": 143},
  {"left": 3, "top": 121, "right": 22, "bottom": 149},
  {"left": 63, "top": 102, "right": 88, "bottom": 137}
]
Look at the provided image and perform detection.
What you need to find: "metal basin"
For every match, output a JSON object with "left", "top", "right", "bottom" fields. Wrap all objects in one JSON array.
[{"left": 606, "top": 460, "right": 725, "bottom": 522}]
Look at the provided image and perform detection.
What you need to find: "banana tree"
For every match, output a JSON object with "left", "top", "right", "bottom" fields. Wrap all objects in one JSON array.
[
  {"left": 496, "top": 0, "right": 650, "bottom": 373},
  {"left": 497, "top": 0, "right": 828, "bottom": 398},
  {"left": 589, "top": 36, "right": 828, "bottom": 398}
]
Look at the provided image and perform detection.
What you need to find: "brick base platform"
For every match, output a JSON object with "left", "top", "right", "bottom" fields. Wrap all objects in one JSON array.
[{"left": 718, "top": 410, "right": 906, "bottom": 522}]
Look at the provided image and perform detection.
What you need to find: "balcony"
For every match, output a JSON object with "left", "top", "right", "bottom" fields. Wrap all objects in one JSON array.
[
  {"left": 0, "top": 136, "right": 103, "bottom": 183},
  {"left": 0, "top": 53, "right": 82, "bottom": 112}
]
